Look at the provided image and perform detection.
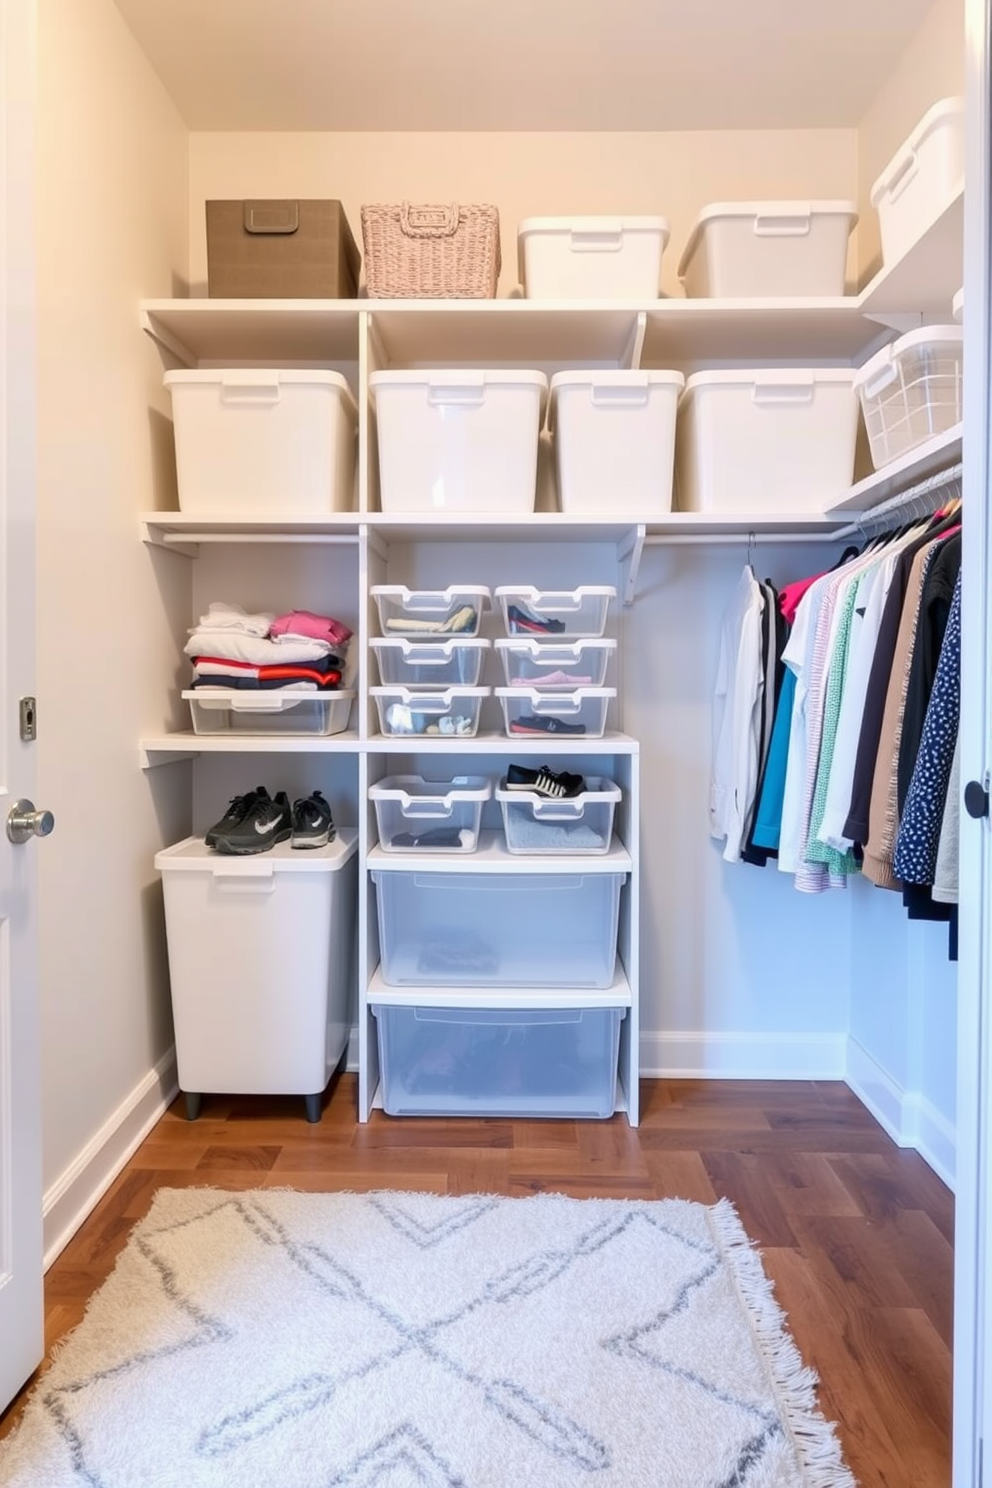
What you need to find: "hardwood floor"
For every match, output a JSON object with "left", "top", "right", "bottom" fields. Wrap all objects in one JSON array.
[{"left": 0, "top": 1075, "right": 953, "bottom": 1486}]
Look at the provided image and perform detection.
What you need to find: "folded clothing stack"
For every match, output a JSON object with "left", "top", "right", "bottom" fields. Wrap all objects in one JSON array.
[{"left": 186, "top": 602, "right": 352, "bottom": 691}]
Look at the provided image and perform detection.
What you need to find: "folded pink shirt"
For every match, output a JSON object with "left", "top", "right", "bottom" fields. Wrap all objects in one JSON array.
[{"left": 269, "top": 610, "right": 352, "bottom": 647}]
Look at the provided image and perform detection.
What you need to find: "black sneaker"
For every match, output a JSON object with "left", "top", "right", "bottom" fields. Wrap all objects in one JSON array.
[
  {"left": 291, "top": 791, "right": 335, "bottom": 849},
  {"left": 204, "top": 786, "right": 265, "bottom": 849},
  {"left": 505, "top": 765, "right": 585, "bottom": 799},
  {"left": 213, "top": 789, "right": 292, "bottom": 855}
]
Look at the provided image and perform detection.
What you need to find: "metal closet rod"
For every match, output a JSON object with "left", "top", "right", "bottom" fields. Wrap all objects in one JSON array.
[{"left": 829, "top": 461, "right": 964, "bottom": 543}]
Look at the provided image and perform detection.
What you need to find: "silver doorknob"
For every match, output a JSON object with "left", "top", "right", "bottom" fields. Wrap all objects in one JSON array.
[{"left": 7, "top": 799, "right": 55, "bottom": 844}]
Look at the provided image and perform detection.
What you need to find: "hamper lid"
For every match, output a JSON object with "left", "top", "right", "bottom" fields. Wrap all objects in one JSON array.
[
  {"left": 518, "top": 216, "right": 669, "bottom": 239},
  {"left": 677, "top": 200, "right": 857, "bottom": 278},
  {"left": 548, "top": 370, "right": 684, "bottom": 428},
  {"left": 163, "top": 368, "right": 357, "bottom": 416},
  {"left": 154, "top": 830, "right": 357, "bottom": 874},
  {"left": 852, "top": 325, "right": 963, "bottom": 397},
  {"left": 679, "top": 367, "right": 855, "bottom": 407}
]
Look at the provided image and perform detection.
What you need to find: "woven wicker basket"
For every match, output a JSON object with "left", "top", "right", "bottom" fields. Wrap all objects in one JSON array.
[{"left": 361, "top": 203, "right": 501, "bottom": 299}]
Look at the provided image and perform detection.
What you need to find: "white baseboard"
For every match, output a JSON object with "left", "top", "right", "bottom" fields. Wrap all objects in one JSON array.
[
  {"left": 844, "top": 1036, "right": 955, "bottom": 1191},
  {"left": 43, "top": 1047, "right": 178, "bottom": 1269},
  {"left": 639, "top": 1031, "right": 847, "bottom": 1080}
]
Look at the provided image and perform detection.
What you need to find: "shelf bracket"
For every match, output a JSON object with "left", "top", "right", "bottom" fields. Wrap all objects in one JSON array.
[
  {"left": 862, "top": 310, "right": 924, "bottom": 335},
  {"left": 617, "top": 524, "right": 646, "bottom": 606},
  {"left": 363, "top": 524, "right": 390, "bottom": 564},
  {"left": 141, "top": 520, "right": 199, "bottom": 559},
  {"left": 140, "top": 308, "right": 197, "bottom": 369},
  {"left": 140, "top": 745, "right": 197, "bottom": 770},
  {"left": 623, "top": 311, "right": 647, "bottom": 371}
]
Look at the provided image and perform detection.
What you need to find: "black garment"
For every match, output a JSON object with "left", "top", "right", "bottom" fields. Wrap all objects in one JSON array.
[
  {"left": 842, "top": 513, "right": 960, "bottom": 846},
  {"left": 742, "top": 582, "right": 788, "bottom": 868},
  {"left": 896, "top": 533, "right": 961, "bottom": 813}
]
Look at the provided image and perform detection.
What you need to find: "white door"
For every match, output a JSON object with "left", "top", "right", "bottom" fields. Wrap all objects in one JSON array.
[{"left": 0, "top": 0, "right": 44, "bottom": 1415}]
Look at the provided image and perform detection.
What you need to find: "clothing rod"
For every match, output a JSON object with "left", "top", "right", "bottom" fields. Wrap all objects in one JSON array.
[
  {"left": 642, "top": 532, "right": 840, "bottom": 547},
  {"left": 828, "top": 461, "right": 963, "bottom": 542}
]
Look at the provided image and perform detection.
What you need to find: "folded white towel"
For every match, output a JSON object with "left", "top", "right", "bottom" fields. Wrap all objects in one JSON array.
[
  {"left": 184, "top": 630, "right": 334, "bottom": 665},
  {"left": 188, "top": 601, "right": 275, "bottom": 639}
]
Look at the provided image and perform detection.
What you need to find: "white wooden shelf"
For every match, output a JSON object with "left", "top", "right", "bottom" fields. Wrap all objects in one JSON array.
[
  {"left": 822, "top": 423, "right": 963, "bottom": 516},
  {"left": 642, "top": 298, "right": 879, "bottom": 367},
  {"left": 860, "top": 183, "right": 964, "bottom": 321},
  {"left": 368, "top": 831, "right": 631, "bottom": 875},
  {"left": 366, "top": 962, "right": 633, "bottom": 1010},
  {"left": 140, "top": 731, "right": 360, "bottom": 768},
  {"left": 367, "top": 731, "right": 639, "bottom": 755},
  {"left": 141, "top": 300, "right": 362, "bottom": 366}
]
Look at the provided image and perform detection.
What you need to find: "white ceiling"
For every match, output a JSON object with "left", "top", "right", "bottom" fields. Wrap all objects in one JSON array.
[{"left": 112, "top": 0, "right": 934, "bottom": 133}]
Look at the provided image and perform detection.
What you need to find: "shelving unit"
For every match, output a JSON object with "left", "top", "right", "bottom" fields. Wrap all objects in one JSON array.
[{"left": 141, "top": 257, "right": 963, "bottom": 1124}]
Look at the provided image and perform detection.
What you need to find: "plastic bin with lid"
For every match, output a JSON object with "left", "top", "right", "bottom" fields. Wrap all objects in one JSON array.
[
  {"left": 853, "top": 325, "right": 963, "bottom": 471},
  {"left": 371, "top": 586, "right": 490, "bottom": 639},
  {"left": 371, "top": 1000, "right": 624, "bottom": 1118},
  {"left": 675, "top": 369, "right": 859, "bottom": 513},
  {"left": 496, "top": 686, "right": 615, "bottom": 740},
  {"left": 870, "top": 97, "right": 964, "bottom": 268},
  {"left": 164, "top": 369, "right": 357, "bottom": 515},
  {"left": 371, "top": 685, "right": 488, "bottom": 738},
  {"left": 497, "top": 775, "right": 621, "bottom": 855},
  {"left": 154, "top": 834, "right": 358, "bottom": 1115},
  {"left": 549, "top": 371, "right": 683, "bottom": 515},
  {"left": 369, "top": 369, "right": 547, "bottom": 513},
  {"left": 371, "top": 866, "right": 625, "bottom": 988},
  {"left": 369, "top": 775, "right": 491, "bottom": 853},
  {"left": 184, "top": 689, "right": 355, "bottom": 736},
  {"left": 495, "top": 585, "right": 615, "bottom": 639},
  {"left": 495, "top": 638, "right": 616, "bottom": 689},
  {"left": 370, "top": 637, "right": 489, "bottom": 688},
  {"left": 677, "top": 201, "right": 857, "bottom": 298},
  {"left": 517, "top": 216, "right": 669, "bottom": 299}
]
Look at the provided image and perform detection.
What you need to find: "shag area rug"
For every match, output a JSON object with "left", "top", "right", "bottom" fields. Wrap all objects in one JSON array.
[{"left": 0, "top": 1188, "right": 855, "bottom": 1488}]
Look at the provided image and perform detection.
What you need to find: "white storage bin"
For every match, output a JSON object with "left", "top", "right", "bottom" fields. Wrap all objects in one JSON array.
[
  {"left": 495, "top": 585, "right": 616, "bottom": 639},
  {"left": 370, "top": 637, "right": 489, "bottom": 688},
  {"left": 371, "top": 685, "right": 488, "bottom": 738},
  {"left": 371, "top": 1001, "right": 624, "bottom": 1118},
  {"left": 371, "top": 868, "right": 625, "bottom": 988},
  {"left": 371, "top": 585, "right": 490, "bottom": 638},
  {"left": 497, "top": 775, "right": 621, "bottom": 855},
  {"left": 677, "top": 201, "right": 857, "bottom": 298},
  {"left": 155, "top": 834, "right": 358, "bottom": 1100},
  {"left": 183, "top": 688, "right": 354, "bottom": 736},
  {"left": 495, "top": 638, "right": 616, "bottom": 689},
  {"left": 675, "top": 370, "right": 859, "bottom": 513},
  {"left": 853, "top": 325, "right": 963, "bottom": 471},
  {"left": 517, "top": 216, "right": 669, "bottom": 300},
  {"left": 871, "top": 97, "right": 965, "bottom": 268},
  {"left": 496, "top": 686, "right": 615, "bottom": 739},
  {"left": 369, "top": 775, "right": 491, "bottom": 853},
  {"left": 164, "top": 369, "right": 357, "bottom": 515},
  {"left": 369, "top": 369, "right": 547, "bottom": 513},
  {"left": 549, "top": 371, "right": 684, "bottom": 515}
]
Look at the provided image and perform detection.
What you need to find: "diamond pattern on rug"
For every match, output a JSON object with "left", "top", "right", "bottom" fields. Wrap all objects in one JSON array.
[{"left": 0, "top": 1189, "right": 855, "bottom": 1488}]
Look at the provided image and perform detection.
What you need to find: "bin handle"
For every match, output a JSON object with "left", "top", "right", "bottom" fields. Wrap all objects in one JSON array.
[
  {"left": 400, "top": 202, "right": 461, "bottom": 238},
  {"left": 570, "top": 220, "right": 623, "bottom": 252},
  {"left": 227, "top": 695, "right": 300, "bottom": 713},
  {"left": 220, "top": 371, "right": 282, "bottom": 406},
  {"left": 751, "top": 379, "right": 815, "bottom": 407},
  {"left": 753, "top": 209, "right": 812, "bottom": 238},
  {"left": 400, "top": 799, "right": 455, "bottom": 819},
  {"left": 881, "top": 148, "right": 919, "bottom": 205},
  {"left": 528, "top": 800, "right": 585, "bottom": 820},
  {"left": 590, "top": 383, "right": 651, "bottom": 408},
  {"left": 530, "top": 694, "right": 583, "bottom": 716},
  {"left": 244, "top": 200, "right": 300, "bottom": 235}
]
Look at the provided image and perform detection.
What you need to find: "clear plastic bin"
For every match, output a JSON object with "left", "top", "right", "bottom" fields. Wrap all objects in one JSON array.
[
  {"left": 371, "top": 585, "right": 490, "bottom": 639},
  {"left": 371, "top": 1001, "right": 624, "bottom": 1118},
  {"left": 495, "top": 638, "right": 616, "bottom": 689},
  {"left": 371, "top": 686, "right": 488, "bottom": 738},
  {"left": 369, "top": 775, "right": 491, "bottom": 852},
  {"left": 495, "top": 586, "right": 616, "bottom": 639},
  {"left": 183, "top": 688, "right": 354, "bottom": 736},
  {"left": 496, "top": 687, "right": 615, "bottom": 740},
  {"left": 371, "top": 868, "right": 625, "bottom": 987},
  {"left": 370, "top": 637, "right": 489, "bottom": 687},
  {"left": 853, "top": 325, "right": 963, "bottom": 470},
  {"left": 496, "top": 775, "right": 621, "bottom": 854}
]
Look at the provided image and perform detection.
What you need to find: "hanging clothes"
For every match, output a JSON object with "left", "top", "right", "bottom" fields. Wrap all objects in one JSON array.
[{"left": 709, "top": 565, "right": 765, "bottom": 863}]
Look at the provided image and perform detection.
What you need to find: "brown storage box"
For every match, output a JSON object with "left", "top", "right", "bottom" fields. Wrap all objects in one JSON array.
[{"left": 206, "top": 200, "right": 360, "bottom": 299}]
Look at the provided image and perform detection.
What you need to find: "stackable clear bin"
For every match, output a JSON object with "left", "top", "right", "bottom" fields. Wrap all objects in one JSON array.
[
  {"left": 495, "top": 586, "right": 616, "bottom": 639},
  {"left": 371, "top": 686, "right": 488, "bottom": 738},
  {"left": 496, "top": 775, "right": 621, "bottom": 854},
  {"left": 371, "top": 868, "right": 625, "bottom": 988},
  {"left": 853, "top": 325, "right": 963, "bottom": 470},
  {"left": 370, "top": 637, "right": 490, "bottom": 687},
  {"left": 183, "top": 689, "right": 355, "bottom": 736},
  {"left": 496, "top": 686, "right": 615, "bottom": 739},
  {"left": 369, "top": 775, "right": 491, "bottom": 852},
  {"left": 370, "top": 585, "right": 490, "bottom": 639},
  {"left": 371, "top": 1002, "right": 624, "bottom": 1118},
  {"left": 495, "top": 638, "right": 616, "bottom": 689}
]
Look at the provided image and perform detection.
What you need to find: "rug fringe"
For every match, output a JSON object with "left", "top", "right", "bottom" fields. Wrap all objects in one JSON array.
[{"left": 708, "top": 1197, "right": 858, "bottom": 1488}]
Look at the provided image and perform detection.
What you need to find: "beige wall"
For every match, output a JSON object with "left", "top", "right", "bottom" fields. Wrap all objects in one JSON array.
[
  {"left": 37, "top": 0, "right": 190, "bottom": 1198},
  {"left": 189, "top": 129, "right": 860, "bottom": 298},
  {"left": 857, "top": 0, "right": 964, "bottom": 279}
]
